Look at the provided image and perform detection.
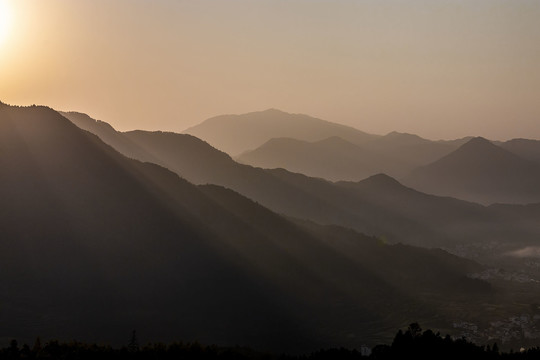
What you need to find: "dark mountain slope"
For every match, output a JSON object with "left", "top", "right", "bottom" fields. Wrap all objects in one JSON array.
[
  {"left": 1, "top": 104, "right": 305, "bottom": 349},
  {"left": 0, "top": 103, "right": 493, "bottom": 351},
  {"left": 66, "top": 116, "right": 540, "bottom": 250},
  {"left": 118, "top": 130, "right": 432, "bottom": 245},
  {"left": 403, "top": 137, "right": 540, "bottom": 204},
  {"left": 266, "top": 169, "right": 521, "bottom": 249},
  {"left": 203, "top": 181, "right": 487, "bottom": 295},
  {"left": 336, "top": 173, "right": 488, "bottom": 225},
  {"left": 198, "top": 184, "right": 492, "bottom": 343},
  {"left": 488, "top": 202, "right": 540, "bottom": 234},
  {"left": 183, "top": 109, "right": 378, "bottom": 156},
  {"left": 121, "top": 130, "right": 466, "bottom": 246},
  {"left": 124, "top": 130, "right": 235, "bottom": 183},
  {"left": 122, "top": 130, "right": 349, "bottom": 227},
  {"left": 59, "top": 111, "right": 158, "bottom": 163}
]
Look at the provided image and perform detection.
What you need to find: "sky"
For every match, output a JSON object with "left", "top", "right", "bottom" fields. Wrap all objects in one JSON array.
[{"left": 0, "top": 0, "right": 539, "bottom": 140}]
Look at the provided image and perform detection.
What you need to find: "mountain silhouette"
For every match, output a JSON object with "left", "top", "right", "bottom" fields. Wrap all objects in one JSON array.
[
  {"left": 60, "top": 111, "right": 159, "bottom": 162},
  {"left": 0, "top": 102, "right": 495, "bottom": 351},
  {"left": 361, "top": 131, "right": 465, "bottom": 168},
  {"left": 237, "top": 136, "right": 410, "bottom": 180},
  {"left": 403, "top": 137, "right": 540, "bottom": 204},
  {"left": 499, "top": 138, "right": 540, "bottom": 164},
  {"left": 79, "top": 125, "right": 462, "bottom": 246},
  {"left": 235, "top": 129, "right": 470, "bottom": 181},
  {"left": 123, "top": 130, "right": 235, "bottom": 183},
  {"left": 183, "top": 109, "right": 378, "bottom": 156},
  {"left": 61, "top": 113, "right": 540, "bottom": 254}
]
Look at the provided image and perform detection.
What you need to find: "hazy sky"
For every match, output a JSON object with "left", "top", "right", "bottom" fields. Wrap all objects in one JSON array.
[{"left": 1, "top": 0, "right": 539, "bottom": 140}]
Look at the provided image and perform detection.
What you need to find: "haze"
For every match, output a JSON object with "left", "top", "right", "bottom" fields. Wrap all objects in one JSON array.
[{"left": 1, "top": 0, "right": 539, "bottom": 140}]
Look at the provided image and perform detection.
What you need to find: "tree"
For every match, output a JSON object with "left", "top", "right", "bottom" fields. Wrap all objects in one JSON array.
[
  {"left": 32, "top": 337, "right": 42, "bottom": 354},
  {"left": 7, "top": 340, "right": 19, "bottom": 359},
  {"left": 128, "top": 330, "right": 139, "bottom": 352},
  {"left": 408, "top": 322, "right": 422, "bottom": 338}
]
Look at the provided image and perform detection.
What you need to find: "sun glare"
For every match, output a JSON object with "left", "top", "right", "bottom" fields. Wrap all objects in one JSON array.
[{"left": 0, "top": 0, "right": 13, "bottom": 47}]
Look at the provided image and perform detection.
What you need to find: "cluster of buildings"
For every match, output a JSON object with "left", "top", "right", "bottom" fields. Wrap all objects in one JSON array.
[{"left": 454, "top": 314, "right": 540, "bottom": 345}]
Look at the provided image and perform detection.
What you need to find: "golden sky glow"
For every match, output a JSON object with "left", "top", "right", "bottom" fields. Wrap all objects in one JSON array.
[
  {"left": 0, "top": 0, "right": 539, "bottom": 140},
  {"left": 0, "top": 0, "right": 12, "bottom": 47}
]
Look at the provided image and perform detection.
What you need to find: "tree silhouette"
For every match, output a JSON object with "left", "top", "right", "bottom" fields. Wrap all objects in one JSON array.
[
  {"left": 408, "top": 322, "right": 422, "bottom": 337},
  {"left": 32, "top": 337, "right": 41, "bottom": 354},
  {"left": 128, "top": 330, "right": 139, "bottom": 352}
]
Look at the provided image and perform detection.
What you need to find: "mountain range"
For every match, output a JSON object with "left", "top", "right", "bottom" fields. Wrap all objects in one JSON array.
[
  {"left": 183, "top": 109, "right": 377, "bottom": 156},
  {"left": 403, "top": 137, "right": 540, "bottom": 205},
  {"left": 237, "top": 136, "right": 410, "bottom": 180},
  {"left": 1, "top": 102, "right": 501, "bottom": 352},
  {"left": 2, "top": 103, "right": 539, "bottom": 351},
  {"left": 188, "top": 109, "right": 540, "bottom": 205},
  {"left": 498, "top": 138, "right": 540, "bottom": 164},
  {"left": 236, "top": 132, "right": 470, "bottom": 180},
  {"left": 60, "top": 110, "right": 540, "bottom": 255}
]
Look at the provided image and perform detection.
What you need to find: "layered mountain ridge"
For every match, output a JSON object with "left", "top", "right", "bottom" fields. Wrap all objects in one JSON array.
[
  {"left": 183, "top": 109, "right": 378, "bottom": 156},
  {"left": 403, "top": 137, "right": 540, "bottom": 204},
  {"left": 1, "top": 102, "right": 498, "bottom": 351}
]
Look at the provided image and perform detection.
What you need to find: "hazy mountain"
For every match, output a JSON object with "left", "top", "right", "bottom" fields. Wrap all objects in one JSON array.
[
  {"left": 403, "top": 137, "right": 540, "bottom": 205},
  {"left": 2, "top": 104, "right": 300, "bottom": 349},
  {"left": 59, "top": 111, "right": 159, "bottom": 163},
  {"left": 0, "top": 103, "right": 494, "bottom": 351},
  {"left": 64, "top": 113, "right": 540, "bottom": 253},
  {"left": 123, "top": 130, "right": 235, "bottom": 184},
  {"left": 499, "top": 138, "right": 540, "bottom": 164},
  {"left": 335, "top": 173, "right": 490, "bottom": 232},
  {"left": 361, "top": 131, "right": 461, "bottom": 167},
  {"left": 440, "top": 136, "right": 475, "bottom": 148},
  {"left": 237, "top": 136, "right": 411, "bottom": 180},
  {"left": 111, "top": 129, "right": 462, "bottom": 247},
  {"left": 266, "top": 169, "right": 540, "bottom": 253},
  {"left": 183, "top": 109, "right": 378, "bottom": 156},
  {"left": 235, "top": 131, "right": 469, "bottom": 182}
]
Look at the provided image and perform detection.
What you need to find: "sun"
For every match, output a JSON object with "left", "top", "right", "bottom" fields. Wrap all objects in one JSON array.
[{"left": 0, "top": 0, "right": 13, "bottom": 47}]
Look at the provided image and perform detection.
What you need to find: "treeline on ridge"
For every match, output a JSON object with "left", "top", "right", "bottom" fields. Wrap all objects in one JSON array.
[{"left": 2, "top": 324, "right": 540, "bottom": 359}]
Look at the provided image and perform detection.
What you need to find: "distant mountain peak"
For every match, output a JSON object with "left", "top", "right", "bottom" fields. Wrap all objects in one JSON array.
[
  {"left": 403, "top": 134, "right": 540, "bottom": 204},
  {"left": 224, "top": 108, "right": 290, "bottom": 119},
  {"left": 450, "top": 136, "right": 514, "bottom": 159},
  {"left": 462, "top": 136, "right": 493, "bottom": 147},
  {"left": 417, "top": 136, "right": 521, "bottom": 168},
  {"left": 385, "top": 131, "right": 423, "bottom": 139},
  {"left": 184, "top": 109, "right": 377, "bottom": 156},
  {"left": 261, "top": 108, "right": 287, "bottom": 114},
  {"left": 360, "top": 173, "right": 402, "bottom": 187}
]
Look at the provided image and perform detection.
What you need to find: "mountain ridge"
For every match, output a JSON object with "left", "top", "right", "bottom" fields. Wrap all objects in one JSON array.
[
  {"left": 237, "top": 135, "right": 411, "bottom": 180},
  {"left": 183, "top": 109, "right": 378, "bottom": 156},
  {"left": 1, "top": 103, "right": 496, "bottom": 351},
  {"left": 403, "top": 137, "right": 540, "bottom": 204},
  {"left": 61, "top": 110, "right": 540, "bottom": 253}
]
